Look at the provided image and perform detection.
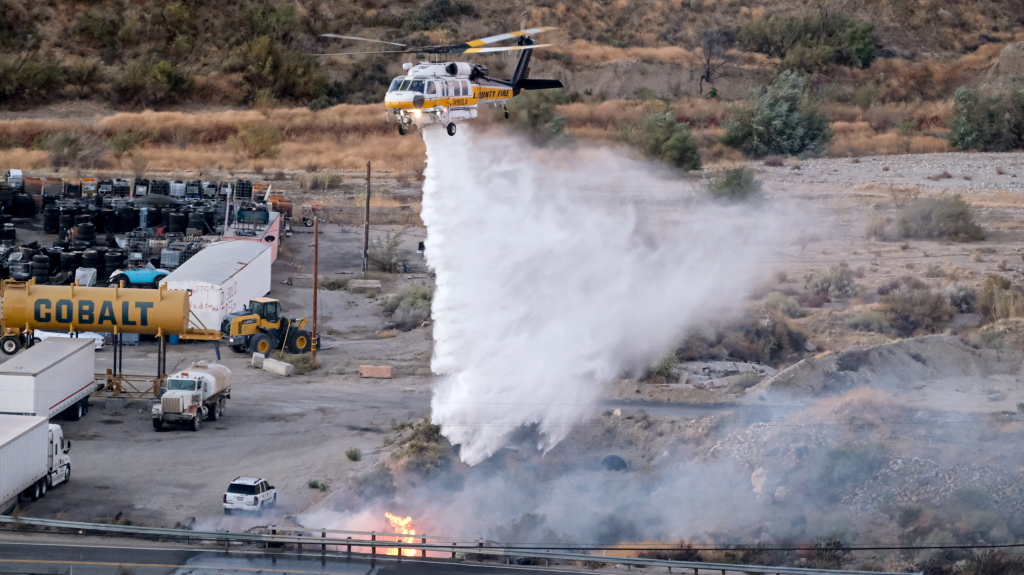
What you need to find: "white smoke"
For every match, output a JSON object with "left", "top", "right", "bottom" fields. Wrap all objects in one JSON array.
[{"left": 422, "top": 125, "right": 781, "bottom": 465}]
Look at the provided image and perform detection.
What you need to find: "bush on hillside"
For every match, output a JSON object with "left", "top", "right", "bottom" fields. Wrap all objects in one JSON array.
[
  {"left": 707, "top": 167, "right": 762, "bottom": 202},
  {"left": 945, "top": 282, "right": 977, "bottom": 314},
  {"left": 47, "top": 132, "right": 109, "bottom": 171},
  {"left": 759, "top": 291, "right": 803, "bottom": 318},
  {"left": 113, "top": 59, "right": 191, "bottom": 107},
  {"left": 805, "top": 263, "right": 858, "bottom": 299},
  {"left": 230, "top": 123, "right": 281, "bottom": 159},
  {"left": 880, "top": 288, "right": 955, "bottom": 337},
  {"left": 896, "top": 195, "right": 984, "bottom": 242},
  {"left": 736, "top": 12, "right": 877, "bottom": 71},
  {"left": 506, "top": 89, "right": 570, "bottom": 147},
  {"left": 223, "top": 36, "right": 328, "bottom": 103},
  {"left": 948, "top": 87, "right": 1024, "bottom": 152},
  {"left": 721, "top": 71, "right": 831, "bottom": 159},
  {"left": 0, "top": 57, "right": 65, "bottom": 106},
  {"left": 619, "top": 111, "right": 701, "bottom": 171},
  {"left": 847, "top": 310, "right": 888, "bottom": 333},
  {"left": 676, "top": 311, "right": 808, "bottom": 367}
]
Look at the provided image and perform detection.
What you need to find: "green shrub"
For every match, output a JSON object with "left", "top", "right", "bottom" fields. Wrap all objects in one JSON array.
[
  {"left": 506, "top": 89, "right": 570, "bottom": 147},
  {"left": 948, "top": 87, "right": 1024, "bottom": 152},
  {"left": 619, "top": 111, "right": 701, "bottom": 170},
  {"left": 280, "top": 353, "right": 321, "bottom": 374},
  {"left": 880, "top": 288, "right": 955, "bottom": 337},
  {"left": 805, "top": 263, "right": 858, "bottom": 299},
  {"left": 346, "top": 448, "right": 362, "bottom": 461},
  {"left": 736, "top": 13, "right": 877, "bottom": 71},
  {"left": 707, "top": 167, "right": 762, "bottom": 202},
  {"left": 368, "top": 231, "right": 409, "bottom": 273},
  {"left": 721, "top": 71, "right": 831, "bottom": 158},
  {"left": 676, "top": 311, "right": 807, "bottom": 367},
  {"left": 0, "top": 57, "right": 65, "bottom": 105},
  {"left": 223, "top": 36, "right": 328, "bottom": 103},
  {"left": 230, "top": 123, "right": 281, "bottom": 159},
  {"left": 114, "top": 58, "right": 191, "bottom": 107},
  {"left": 47, "top": 132, "right": 108, "bottom": 171},
  {"left": 109, "top": 131, "right": 141, "bottom": 159},
  {"left": 760, "top": 291, "right": 803, "bottom": 318},
  {"left": 383, "top": 286, "right": 433, "bottom": 331},
  {"left": 390, "top": 418, "right": 451, "bottom": 477},
  {"left": 896, "top": 196, "right": 984, "bottom": 242},
  {"left": 963, "top": 330, "right": 1004, "bottom": 350},
  {"left": 847, "top": 310, "right": 888, "bottom": 333}
]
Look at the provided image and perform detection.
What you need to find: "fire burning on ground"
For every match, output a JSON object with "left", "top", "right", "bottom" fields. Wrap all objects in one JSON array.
[{"left": 384, "top": 512, "right": 418, "bottom": 557}]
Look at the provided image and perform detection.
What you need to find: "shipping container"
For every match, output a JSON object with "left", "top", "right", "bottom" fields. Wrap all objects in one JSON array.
[
  {"left": 160, "top": 242, "right": 271, "bottom": 333},
  {"left": 0, "top": 415, "right": 71, "bottom": 514},
  {"left": 0, "top": 339, "right": 95, "bottom": 420}
]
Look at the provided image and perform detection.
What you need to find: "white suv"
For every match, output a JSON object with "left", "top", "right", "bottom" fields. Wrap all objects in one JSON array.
[{"left": 223, "top": 477, "right": 276, "bottom": 516}]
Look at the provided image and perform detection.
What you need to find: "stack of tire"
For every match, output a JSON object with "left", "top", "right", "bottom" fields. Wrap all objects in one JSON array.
[
  {"left": 104, "top": 250, "right": 125, "bottom": 283},
  {"left": 9, "top": 260, "right": 30, "bottom": 280},
  {"left": 101, "top": 208, "right": 117, "bottom": 233},
  {"left": 0, "top": 223, "right": 14, "bottom": 242},
  {"left": 77, "top": 222, "right": 97, "bottom": 246},
  {"left": 43, "top": 205, "right": 60, "bottom": 235},
  {"left": 168, "top": 212, "right": 187, "bottom": 234},
  {"left": 30, "top": 254, "right": 49, "bottom": 284}
]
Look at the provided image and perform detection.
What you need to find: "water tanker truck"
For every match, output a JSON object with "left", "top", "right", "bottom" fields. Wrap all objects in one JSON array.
[
  {"left": 151, "top": 361, "right": 230, "bottom": 431},
  {"left": 0, "top": 279, "right": 220, "bottom": 354}
]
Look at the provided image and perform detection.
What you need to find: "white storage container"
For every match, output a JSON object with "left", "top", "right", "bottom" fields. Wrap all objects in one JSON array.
[
  {"left": 160, "top": 242, "right": 271, "bottom": 333},
  {"left": 0, "top": 339, "right": 95, "bottom": 419}
]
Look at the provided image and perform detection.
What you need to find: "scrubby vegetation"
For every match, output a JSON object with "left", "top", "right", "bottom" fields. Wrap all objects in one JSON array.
[
  {"left": 847, "top": 309, "right": 888, "bottom": 333},
  {"left": 949, "top": 87, "right": 1024, "bottom": 152},
  {"left": 618, "top": 111, "right": 701, "bottom": 171},
  {"left": 896, "top": 196, "right": 985, "bottom": 242},
  {"left": 736, "top": 12, "right": 878, "bottom": 71},
  {"left": 805, "top": 263, "right": 858, "bottom": 299},
  {"left": 759, "top": 291, "right": 803, "bottom": 319},
  {"left": 978, "top": 275, "right": 1024, "bottom": 321},
  {"left": 506, "top": 89, "right": 570, "bottom": 147},
  {"left": 707, "top": 167, "right": 762, "bottom": 202},
  {"left": 880, "top": 287, "right": 955, "bottom": 337},
  {"left": 368, "top": 231, "right": 410, "bottom": 273},
  {"left": 383, "top": 286, "right": 433, "bottom": 332},
  {"left": 721, "top": 71, "right": 831, "bottom": 158},
  {"left": 676, "top": 312, "right": 808, "bottom": 367},
  {"left": 389, "top": 418, "right": 452, "bottom": 478}
]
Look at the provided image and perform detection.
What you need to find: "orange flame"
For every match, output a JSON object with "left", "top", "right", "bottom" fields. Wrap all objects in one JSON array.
[{"left": 384, "top": 512, "right": 418, "bottom": 556}]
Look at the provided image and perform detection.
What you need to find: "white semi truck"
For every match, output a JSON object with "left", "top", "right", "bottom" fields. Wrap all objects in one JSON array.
[
  {"left": 0, "top": 338, "right": 95, "bottom": 420},
  {"left": 152, "top": 361, "right": 231, "bottom": 431},
  {"left": 0, "top": 415, "right": 71, "bottom": 514}
]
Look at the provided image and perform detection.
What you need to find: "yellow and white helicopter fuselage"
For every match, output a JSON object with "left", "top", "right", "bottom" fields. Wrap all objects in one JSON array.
[{"left": 385, "top": 62, "right": 513, "bottom": 136}]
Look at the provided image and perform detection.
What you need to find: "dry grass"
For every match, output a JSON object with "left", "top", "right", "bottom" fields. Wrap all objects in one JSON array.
[{"left": 829, "top": 122, "right": 951, "bottom": 157}]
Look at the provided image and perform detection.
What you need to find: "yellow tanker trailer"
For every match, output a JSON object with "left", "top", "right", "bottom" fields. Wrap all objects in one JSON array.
[{"left": 0, "top": 279, "right": 220, "bottom": 354}]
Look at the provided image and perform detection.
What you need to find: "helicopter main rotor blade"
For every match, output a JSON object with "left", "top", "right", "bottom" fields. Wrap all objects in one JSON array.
[
  {"left": 459, "top": 43, "right": 554, "bottom": 54},
  {"left": 311, "top": 50, "right": 411, "bottom": 56},
  {"left": 319, "top": 34, "right": 407, "bottom": 47},
  {"left": 457, "top": 26, "right": 558, "bottom": 49}
]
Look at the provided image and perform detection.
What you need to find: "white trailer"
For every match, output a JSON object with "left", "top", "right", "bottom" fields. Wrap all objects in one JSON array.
[
  {"left": 0, "top": 339, "right": 95, "bottom": 420},
  {"left": 0, "top": 415, "right": 71, "bottom": 514},
  {"left": 160, "top": 241, "right": 271, "bottom": 334}
]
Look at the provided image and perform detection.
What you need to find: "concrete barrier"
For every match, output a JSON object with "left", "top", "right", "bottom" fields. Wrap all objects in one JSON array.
[{"left": 263, "top": 358, "right": 295, "bottom": 376}]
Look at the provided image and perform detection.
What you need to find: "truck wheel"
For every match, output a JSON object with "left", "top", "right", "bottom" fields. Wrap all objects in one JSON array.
[
  {"left": 209, "top": 401, "right": 220, "bottom": 421},
  {"left": 250, "top": 333, "right": 273, "bottom": 355},
  {"left": 64, "top": 465, "right": 70, "bottom": 484},
  {"left": 255, "top": 502, "right": 263, "bottom": 517},
  {"left": 271, "top": 494, "right": 277, "bottom": 509},
  {"left": 303, "top": 218, "right": 314, "bottom": 228},
  {"left": 287, "top": 330, "right": 311, "bottom": 354},
  {"left": 219, "top": 397, "right": 226, "bottom": 416},
  {"left": 39, "top": 480, "right": 46, "bottom": 498},
  {"left": 152, "top": 418, "right": 163, "bottom": 431},
  {"left": 0, "top": 336, "right": 21, "bottom": 355},
  {"left": 190, "top": 415, "right": 201, "bottom": 432},
  {"left": 68, "top": 401, "right": 84, "bottom": 421},
  {"left": 224, "top": 508, "right": 232, "bottom": 516},
  {"left": 28, "top": 481, "right": 40, "bottom": 501},
  {"left": 110, "top": 273, "right": 129, "bottom": 287}
]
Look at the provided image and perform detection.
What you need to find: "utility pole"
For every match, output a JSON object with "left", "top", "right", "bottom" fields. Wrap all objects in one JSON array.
[
  {"left": 363, "top": 161, "right": 371, "bottom": 273},
  {"left": 312, "top": 216, "right": 319, "bottom": 360}
]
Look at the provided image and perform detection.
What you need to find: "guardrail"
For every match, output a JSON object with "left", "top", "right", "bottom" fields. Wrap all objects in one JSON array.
[{"left": 0, "top": 516, "right": 920, "bottom": 575}]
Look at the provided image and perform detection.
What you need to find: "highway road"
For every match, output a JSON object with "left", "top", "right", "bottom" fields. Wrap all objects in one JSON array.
[{"left": 0, "top": 539, "right": 588, "bottom": 575}]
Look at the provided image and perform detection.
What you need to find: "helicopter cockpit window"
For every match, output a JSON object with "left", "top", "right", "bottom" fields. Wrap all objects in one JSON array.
[
  {"left": 388, "top": 78, "right": 404, "bottom": 92},
  {"left": 425, "top": 81, "right": 436, "bottom": 95},
  {"left": 408, "top": 80, "right": 425, "bottom": 93}
]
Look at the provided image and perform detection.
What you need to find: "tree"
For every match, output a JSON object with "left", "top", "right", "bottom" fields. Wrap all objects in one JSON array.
[
  {"left": 692, "top": 28, "right": 731, "bottom": 95},
  {"left": 721, "top": 71, "right": 831, "bottom": 158}
]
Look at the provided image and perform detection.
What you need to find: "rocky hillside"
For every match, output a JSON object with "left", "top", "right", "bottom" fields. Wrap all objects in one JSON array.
[{"left": 2, "top": 0, "right": 1023, "bottom": 110}]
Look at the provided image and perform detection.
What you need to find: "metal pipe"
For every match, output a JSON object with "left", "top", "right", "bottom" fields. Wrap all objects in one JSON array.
[
  {"left": 311, "top": 216, "right": 318, "bottom": 360},
  {"left": 362, "top": 161, "right": 371, "bottom": 272}
]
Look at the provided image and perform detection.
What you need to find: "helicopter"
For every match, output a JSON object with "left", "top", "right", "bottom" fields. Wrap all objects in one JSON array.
[{"left": 316, "top": 27, "right": 564, "bottom": 136}]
